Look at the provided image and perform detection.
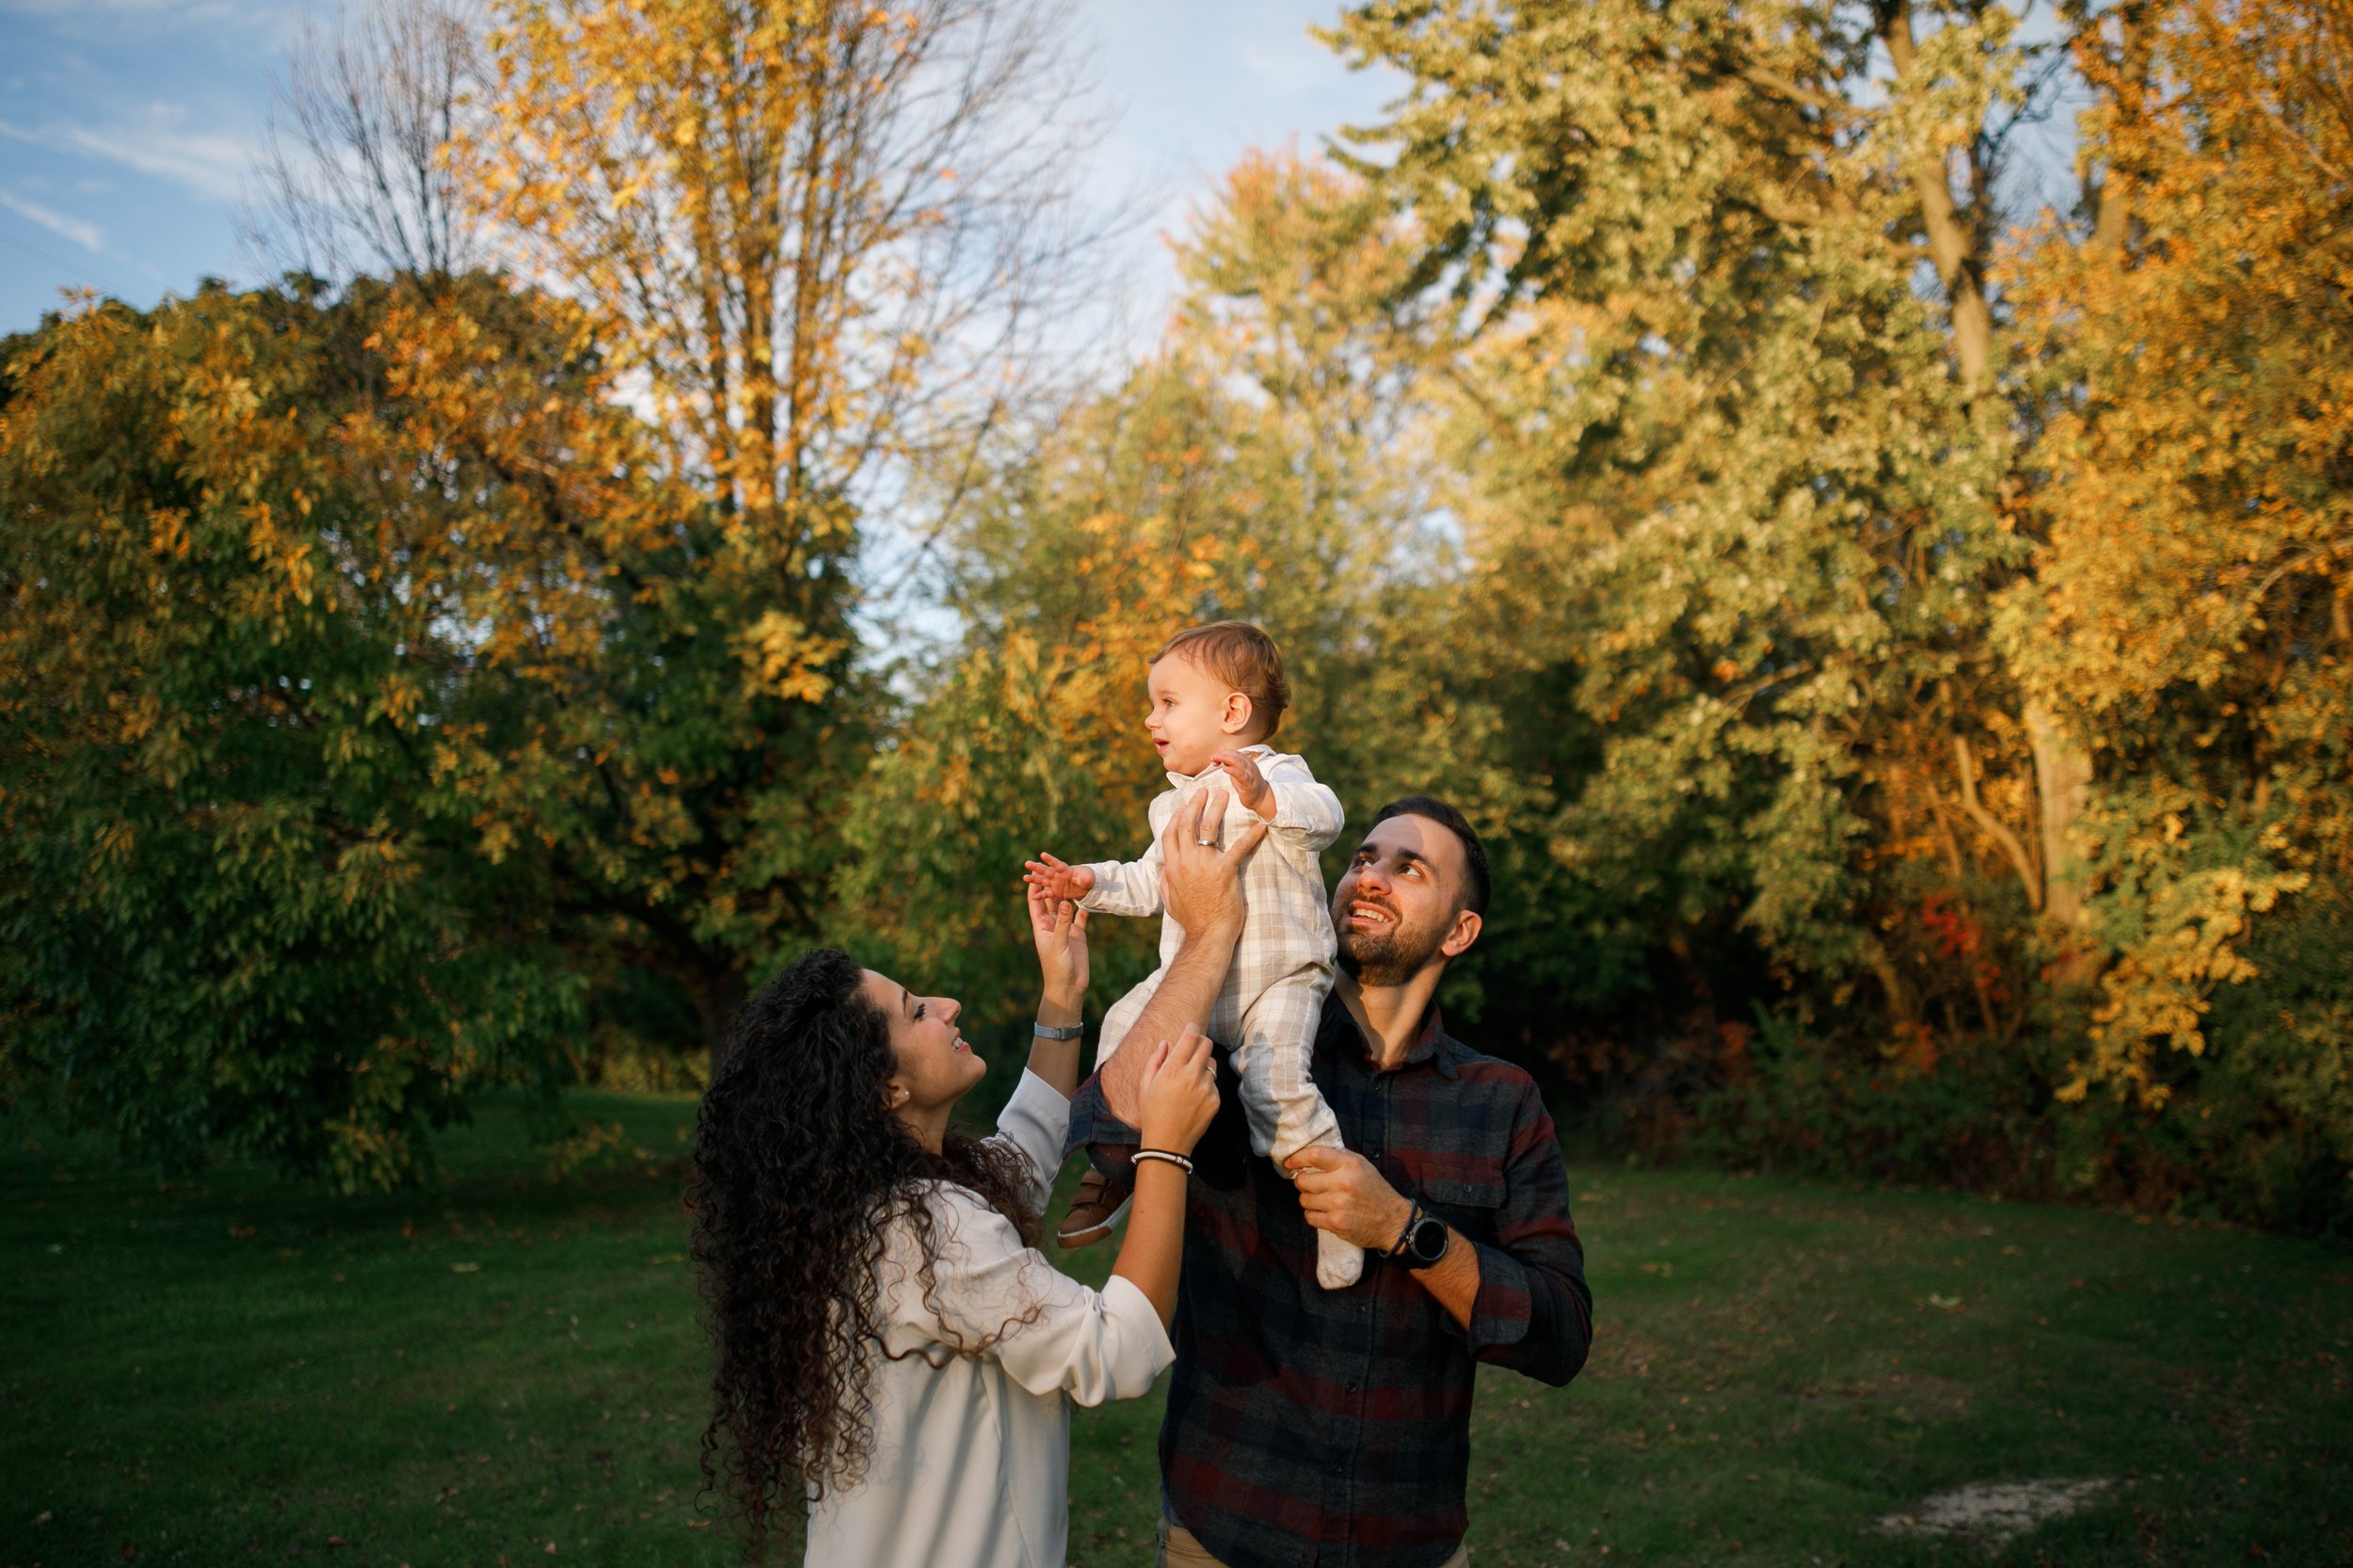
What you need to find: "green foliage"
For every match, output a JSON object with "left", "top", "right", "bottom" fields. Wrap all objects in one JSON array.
[
  {"left": 2048, "top": 879, "right": 2353, "bottom": 1238},
  {"left": 840, "top": 156, "right": 1461, "bottom": 1077},
  {"left": 1690, "top": 1000, "right": 2063, "bottom": 1191},
  {"left": 0, "top": 282, "right": 592, "bottom": 1188},
  {"left": 1305, "top": 0, "right": 2039, "bottom": 1077},
  {"left": 857, "top": 0, "right": 2350, "bottom": 1234},
  {"left": 7, "top": 0, "right": 2349, "bottom": 1233},
  {"left": 0, "top": 267, "right": 861, "bottom": 1184}
]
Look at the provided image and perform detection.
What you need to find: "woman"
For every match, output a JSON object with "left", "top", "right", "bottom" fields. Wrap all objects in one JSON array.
[{"left": 689, "top": 878, "right": 1220, "bottom": 1566}]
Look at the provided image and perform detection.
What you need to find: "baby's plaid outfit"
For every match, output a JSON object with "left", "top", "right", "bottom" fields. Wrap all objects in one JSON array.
[{"left": 1080, "top": 744, "right": 1346, "bottom": 1163}]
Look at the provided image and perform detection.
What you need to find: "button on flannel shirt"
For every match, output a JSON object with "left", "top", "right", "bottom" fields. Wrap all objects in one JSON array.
[{"left": 1066, "top": 993, "right": 1593, "bottom": 1568}]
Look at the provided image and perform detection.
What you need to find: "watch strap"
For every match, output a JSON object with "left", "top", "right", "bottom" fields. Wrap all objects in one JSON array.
[{"left": 1031, "top": 1021, "right": 1083, "bottom": 1041}]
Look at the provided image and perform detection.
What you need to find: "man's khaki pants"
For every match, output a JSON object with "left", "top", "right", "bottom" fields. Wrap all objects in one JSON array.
[{"left": 1155, "top": 1516, "right": 1469, "bottom": 1567}]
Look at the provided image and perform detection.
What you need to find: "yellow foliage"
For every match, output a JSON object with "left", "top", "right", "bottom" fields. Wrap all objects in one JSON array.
[
  {"left": 2005, "top": 0, "right": 2353, "bottom": 1100},
  {"left": 738, "top": 610, "right": 846, "bottom": 704}
]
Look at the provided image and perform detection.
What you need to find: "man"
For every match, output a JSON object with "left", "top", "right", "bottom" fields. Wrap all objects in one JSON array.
[{"left": 1064, "top": 792, "right": 1593, "bottom": 1568}]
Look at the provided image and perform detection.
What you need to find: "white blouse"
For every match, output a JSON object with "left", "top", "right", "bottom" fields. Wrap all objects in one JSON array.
[{"left": 803, "top": 1069, "right": 1174, "bottom": 1568}]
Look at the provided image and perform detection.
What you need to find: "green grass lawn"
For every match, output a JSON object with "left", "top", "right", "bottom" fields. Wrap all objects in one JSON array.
[{"left": 5, "top": 1091, "right": 2347, "bottom": 1567}]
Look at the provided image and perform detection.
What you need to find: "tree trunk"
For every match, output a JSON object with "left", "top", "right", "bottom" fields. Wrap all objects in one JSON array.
[
  {"left": 1880, "top": 0, "right": 1994, "bottom": 394},
  {"left": 2015, "top": 2, "right": 2148, "bottom": 988},
  {"left": 2089, "top": 2, "right": 2153, "bottom": 259},
  {"left": 692, "top": 964, "right": 750, "bottom": 1072},
  {"left": 2025, "top": 699, "right": 2097, "bottom": 978}
]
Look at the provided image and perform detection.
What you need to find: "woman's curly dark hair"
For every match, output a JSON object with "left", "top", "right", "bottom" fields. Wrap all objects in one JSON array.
[{"left": 686, "top": 947, "right": 1044, "bottom": 1559}]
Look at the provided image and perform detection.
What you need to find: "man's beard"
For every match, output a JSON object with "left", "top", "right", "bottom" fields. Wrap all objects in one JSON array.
[{"left": 1336, "top": 903, "right": 1449, "bottom": 986}]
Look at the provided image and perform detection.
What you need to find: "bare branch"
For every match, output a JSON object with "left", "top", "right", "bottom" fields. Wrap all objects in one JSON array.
[
  {"left": 242, "top": 0, "right": 489, "bottom": 281},
  {"left": 1952, "top": 733, "right": 2044, "bottom": 910}
]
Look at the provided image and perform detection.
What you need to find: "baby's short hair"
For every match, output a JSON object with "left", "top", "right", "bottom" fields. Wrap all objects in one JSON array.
[{"left": 1154, "top": 620, "right": 1290, "bottom": 738}]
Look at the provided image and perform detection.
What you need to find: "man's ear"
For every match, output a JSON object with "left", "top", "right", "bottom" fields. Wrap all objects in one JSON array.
[
  {"left": 1220, "top": 690, "right": 1256, "bottom": 736},
  {"left": 1439, "top": 907, "right": 1482, "bottom": 960}
]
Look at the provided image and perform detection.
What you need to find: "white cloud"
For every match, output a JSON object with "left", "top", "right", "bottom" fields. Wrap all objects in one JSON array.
[
  {"left": 0, "top": 0, "right": 246, "bottom": 19},
  {"left": 0, "top": 187, "right": 104, "bottom": 250},
  {"left": 0, "top": 108, "right": 251, "bottom": 201}
]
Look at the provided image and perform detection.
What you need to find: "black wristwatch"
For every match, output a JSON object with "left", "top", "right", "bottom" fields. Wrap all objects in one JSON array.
[{"left": 1393, "top": 1204, "right": 1450, "bottom": 1269}]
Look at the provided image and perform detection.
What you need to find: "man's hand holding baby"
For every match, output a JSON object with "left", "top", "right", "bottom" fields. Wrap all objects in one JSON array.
[
  {"left": 1023, "top": 853, "right": 1096, "bottom": 903},
  {"left": 1211, "top": 749, "right": 1279, "bottom": 821}
]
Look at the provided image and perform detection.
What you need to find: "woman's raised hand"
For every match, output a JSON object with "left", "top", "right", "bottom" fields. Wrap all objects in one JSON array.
[
  {"left": 1026, "top": 875, "right": 1089, "bottom": 1011},
  {"left": 1134, "top": 1025, "right": 1221, "bottom": 1156}
]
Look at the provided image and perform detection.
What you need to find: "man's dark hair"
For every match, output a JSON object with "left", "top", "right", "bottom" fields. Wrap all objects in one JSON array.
[{"left": 1368, "top": 795, "right": 1491, "bottom": 918}]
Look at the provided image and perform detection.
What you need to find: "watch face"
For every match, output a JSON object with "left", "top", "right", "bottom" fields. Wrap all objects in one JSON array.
[{"left": 1410, "top": 1217, "right": 1448, "bottom": 1266}]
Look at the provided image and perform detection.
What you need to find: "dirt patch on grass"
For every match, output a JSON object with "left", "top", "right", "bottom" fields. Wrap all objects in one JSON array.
[{"left": 1878, "top": 1478, "right": 2117, "bottom": 1550}]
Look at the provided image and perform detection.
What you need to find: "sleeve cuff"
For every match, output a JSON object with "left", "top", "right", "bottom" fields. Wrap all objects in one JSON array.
[
  {"left": 1463, "top": 1239, "right": 1537, "bottom": 1353},
  {"left": 1266, "top": 783, "right": 1342, "bottom": 844},
  {"left": 995, "top": 1068, "right": 1074, "bottom": 1206},
  {"left": 1013, "top": 1065, "right": 1071, "bottom": 1108},
  {"left": 1075, "top": 863, "right": 1120, "bottom": 910},
  {"left": 1097, "top": 1272, "right": 1176, "bottom": 1372}
]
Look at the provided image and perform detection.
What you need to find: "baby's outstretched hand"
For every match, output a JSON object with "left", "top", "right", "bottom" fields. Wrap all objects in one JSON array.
[
  {"left": 1023, "top": 853, "right": 1095, "bottom": 902},
  {"left": 1211, "top": 749, "right": 1273, "bottom": 818}
]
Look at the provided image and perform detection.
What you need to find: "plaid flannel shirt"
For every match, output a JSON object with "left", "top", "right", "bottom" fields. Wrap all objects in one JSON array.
[{"left": 1066, "top": 993, "right": 1593, "bottom": 1568}]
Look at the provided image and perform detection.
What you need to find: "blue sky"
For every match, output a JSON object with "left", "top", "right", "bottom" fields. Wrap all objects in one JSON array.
[{"left": 0, "top": 0, "right": 1401, "bottom": 336}]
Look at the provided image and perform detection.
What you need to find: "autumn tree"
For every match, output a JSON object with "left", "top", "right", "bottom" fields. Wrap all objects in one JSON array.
[
  {"left": 1290, "top": 0, "right": 2349, "bottom": 1216},
  {"left": 0, "top": 277, "right": 660, "bottom": 1186},
  {"left": 448, "top": 0, "right": 1107, "bottom": 1048},
  {"left": 1319, "top": 0, "right": 2056, "bottom": 1077},
  {"left": 2000, "top": 0, "right": 2353, "bottom": 1216},
  {"left": 840, "top": 152, "right": 1450, "bottom": 1068}
]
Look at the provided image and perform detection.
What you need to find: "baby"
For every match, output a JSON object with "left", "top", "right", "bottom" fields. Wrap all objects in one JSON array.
[{"left": 1025, "top": 621, "right": 1363, "bottom": 1289}]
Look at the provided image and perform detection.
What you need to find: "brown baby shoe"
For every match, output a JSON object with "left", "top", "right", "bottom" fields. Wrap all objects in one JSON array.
[{"left": 1054, "top": 1167, "right": 1135, "bottom": 1248}]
